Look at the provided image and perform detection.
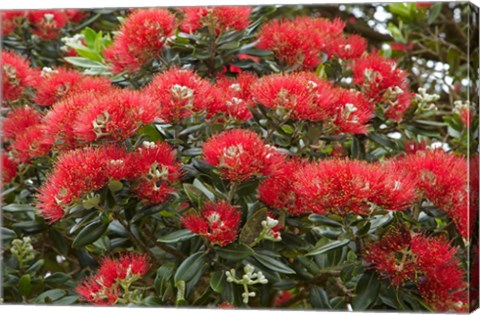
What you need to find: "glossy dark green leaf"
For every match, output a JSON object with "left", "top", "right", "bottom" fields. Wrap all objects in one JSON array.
[
  {"left": 2, "top": 203, "right": 35, "bottom": 212},
  {"left": 209, "top": 271, "right": 225, "bottom": 293},
  {"left": 72, "top": 221, "right": 108, "bottom": 248},
  {"left": 306, "top": 239, "right": 350, "bottom": 256},
  {"left": 254, "top": 254, "right": 295, "bottom": 274},
  {"left": 174, "top": 252, "right": 207, "bottom": 283},
  {"left": 18, "top": 274, "right": 32, "bottom": 297},
  {"left": 352, "top": 270, "right": 381, "bottom": 310},
  {"left": 216, "top": 243, "right": 254, "bottom": 260},
  {"left": 157, "top": 229, "right": 196, "bottom": 244},
  {"left": 35, "top": 289, "right": 66, "bottom": 304},
  {"left": 310, "top": 286, "right": 332, "bottom": 309}
]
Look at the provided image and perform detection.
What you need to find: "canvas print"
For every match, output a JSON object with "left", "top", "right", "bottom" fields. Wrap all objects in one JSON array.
[{"left": 0, "top": 2, "right": 479, "bottom": 312}]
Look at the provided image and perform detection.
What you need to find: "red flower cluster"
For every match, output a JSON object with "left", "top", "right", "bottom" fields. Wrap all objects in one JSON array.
[
  {"left": 36, "top": 145, "right": 130, "bottom": 221},
  {"left": 2, "top": 152, "right": 18, "bottom": 183},
  {"left": 2, "top": 105, "right": 52, "bottom": 163},
  {"left": 145, "top": 68, "right": 218, "bottom": 122},
  {"left": 182, "top": 201, "right": 241, "bottom": 246},
  {"left": 180, "top": 6, "right": 252, "bottom": 34},
  {"left": 130, "top": 141, "right": 181, "bottom": 205},
  {"left": 353, "top": 54, "right": 412, "bottom": 121},
  {"left": 396, "top": 149, "right": 469, "bottom": 238},
  {"left": 2, "top": 106, "right": 41, "bottom": 141},
  {"left": 292, "top": 159, "right": 416, "bottom": 215},
  {"left": 104, "top": 9, "right": 177, "bottom": 73},
  {"left": 252, "top": 72, "right": 374, "bottom": 134},
  {"left": 73, "top": 90, "right": 158, "bottom": 142},
  {"left": 27, "top": 10, "right": 68, "bottom": 40},
  {"left": 34, "top": 68, "right": 112, "bottom": 106},
  {"left": 1, "top": 9, "right": 87, "bottom": 39},
  {"left": 259, "top": 158, "right": 306, "bottom": 215},
  {"left": 77, "top": 252, "right": 150, "bottom": 305},
  {"left": 42, "top": 92, "right": 98, "bottom": 150},
  {"left": 10, "top": 124, "right": 52, "bottom": 163},
  {"left": 2, "top": 50, "right": 38, "bottom": 104},
  {"left": 0, "top": 10, "right": 27, "bottom": 36},
  {"left": 202, "top": 129, "right": 283, "bottom": 182},
  {"left": 257, "top": 17, "right": 354, "bottom": 70},
  {"left": 210, "top": 72, "right": 257, "bottom": 121},
  {"left": 365, "top": 227, "right": 468, "bottom": 312}
]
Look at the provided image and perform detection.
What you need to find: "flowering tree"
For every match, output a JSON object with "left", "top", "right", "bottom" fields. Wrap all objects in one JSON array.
[{"left": 0, "top": 4, "right": 478, "bottom": 312}]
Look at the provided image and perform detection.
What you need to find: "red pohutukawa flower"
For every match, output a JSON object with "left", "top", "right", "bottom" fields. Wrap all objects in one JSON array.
[
  {"left": 293, "top": 159, "right": 416, "bottom": 215},
  {"left": 34, "top": 68, "right": 112, "bottom": 106},
  {"left": 180, "top": 6, "right": 252, "bottom": 34},
  {"left": 73, "top": 90, "right": 158, "bottom": 143},
  {"left": 259, "top": 158, "right": 308, "bottom": 215},
  {"left": 2, "top": 152, "right": 18, "bottom": 183},
  {"left": 324, "top": 34, "right": 368, "bottom": 60},
  {"left": 64, "top": 9, "right": 89, "bottom": 23},
  {"left": 257, "top": 17, "right": 345, "bottom": 70},
  {"left": 42, "top": 93, "right": 99, "bottom": 150},
  {"left": 36, "top": 145, "right": 133, "bottom": 221},
  {"left": 2, "top": 106, "right": 41, "bottom": 141},
  {"left": 353, "top": 53, "right": 412, "bottom": 121},
  {"left": 209, "top": 72, "right": 257, "bottom": 121},
  {"left": 252, "top": 72, "right": 337, "bottom": 121},
  {"left": 1, "top": 50, "right": 38, "bottom": 104},
  {"left": 145, "top": 68, "right": 218, "bottom": 122},
  {"left": 328, "top": 88, "right": 374, "bottom": 134},
  {"left": 202, "top": 129, "right": 283, "bottom": 182},
  {"left": 1, "top": 10, "right": 27, "bottom": 36},
  {"left": 130, "top": 141, "right": 181, "bottom": 204},
  {"left": 182, "top": 201, "right": 241, "bottom": 246},
  {"left": 104, "top": 9, "right": 177, "bottom": 73},
  {"left": 397, "top": 149, "right": 469, "bottom": 238},
  {"left": 76, "top": 252, "right": 150, "bottom": 305},
  {"left": 365, "top": 227, "right": 468, "bottom": 312},
  {"left": 27, "top": 10, "right": 68, "bottom": 40},
  {"left": 10, "top": 124, "right": 53, "bottom": 163}
]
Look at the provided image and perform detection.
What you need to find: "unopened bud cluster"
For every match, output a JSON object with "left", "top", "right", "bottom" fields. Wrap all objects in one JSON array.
[
  {"left": 415, "top": 88, "right": 440, "bottom": 111},
  {"left": 226, "top": 264, "right": 268, "bottom": 304}
]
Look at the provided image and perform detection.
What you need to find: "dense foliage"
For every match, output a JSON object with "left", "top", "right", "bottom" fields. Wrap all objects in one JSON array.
[{"left": 1, "top": 3, "right": 478, "bottom": 312}]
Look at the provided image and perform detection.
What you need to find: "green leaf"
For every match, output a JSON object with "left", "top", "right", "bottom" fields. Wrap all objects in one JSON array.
[
  {"left": 72, "top": 221, "right": 108, "bottom": 248},
  {"left": 352, "top": 270, "right": 381, "bottom": 310},
  {"left": 26, "top": 259, "right": 44, "bottom": 274},
  {"left": 2, "top": 203, "right": 35, "bottom": 212},
  {"left": 216, "top": 243, "right": 254, "bottom": 260},
  {"left": 427, "top": 3, "right": 443, "bottom": 24},
  {"left": 310, "top": 286, "right": 332, "bottom": 309},
  {"left": 308, "top": 214, "right": 343, "bottom": 227},
  {"left": 254, "top": 254, "right": 295, "bottom": 274},
  {"left": 82, "top": 27, "right": 97, "bottom": 49},
  {"left": 157, "top": 229, "right": 195, "bottom": 244},
  {"left": 306, "top": 239, "right": 350, "bottom": 256},
  {"left": 174, "top": 252, "right": 207, "bottom": 283},
  {"left": 154, "top": 263, "right": 175, "bottom": 296},
  {"left": 1, "top": 227, "right": 17, "bottom": 241},
  {"left": 55, "top": 296, "right": 79, "bottom": 305},
  {"left": 64, "top": 57, "right": 106, "bottom": 69},
  {"left": 240, "top": 48, "right": 273, "bottom": 57},
  {"left": 209, "top": 271, "right": 225, "bottom": 293},
  {"left": 45, "top": 272, "right": 71, "bottom": 284},
  {"left": 18, "top": 274, "right": 32, "bottom": 297},
  {"left": 368, "top": 133, "right": 397, "bottom": 150},
  {"left": 35, "top": 289, "right": 66, "bottom": 304},
  {"left": 192, "top": 178, "right": 215, "bottom": 201},
  {"left": 239, "top": 208, "right": 267, "bottom": 245}
]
